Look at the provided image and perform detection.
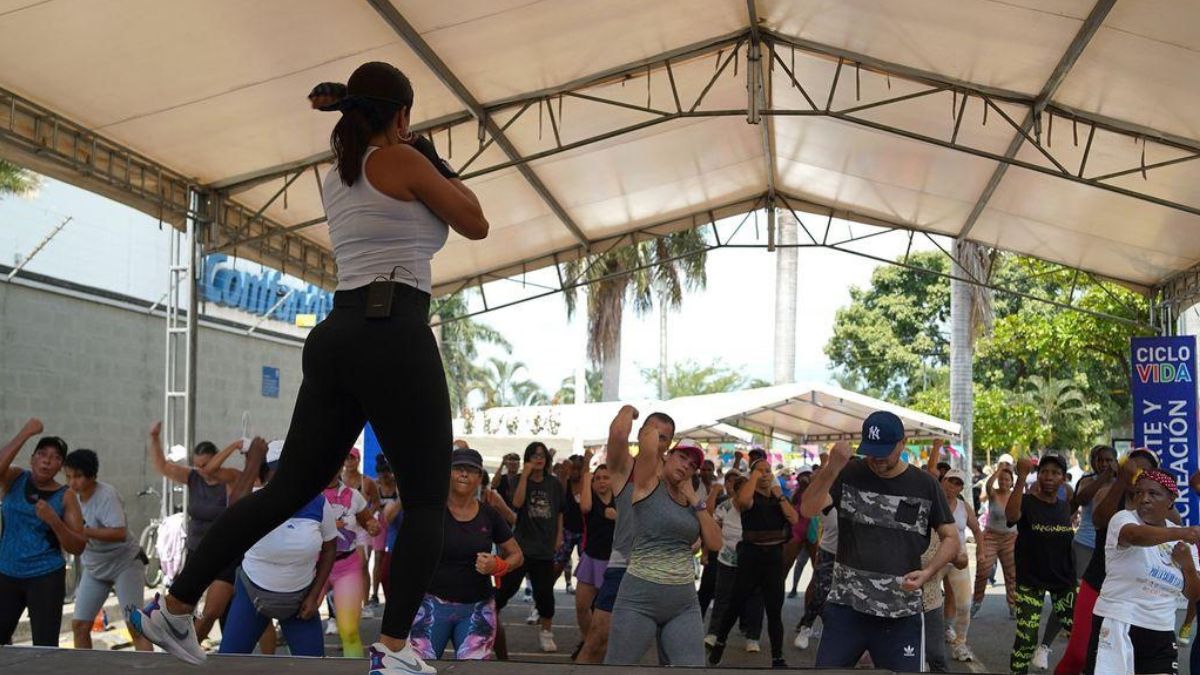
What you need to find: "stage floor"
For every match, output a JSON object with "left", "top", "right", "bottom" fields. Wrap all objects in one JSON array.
[{"left": 0, "top": 646, "right": 894, "bottom": 673}]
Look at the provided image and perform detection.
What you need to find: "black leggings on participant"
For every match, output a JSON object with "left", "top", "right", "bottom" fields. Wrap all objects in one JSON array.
[
  {"left": 713, "top": 542, "right": 786, "bottom": 659},
  {"left": 0, "top": 568, "right": 65, "bottom": 646},
  {"left": 170, "top": 283, "right": 451, "bottom": 640},
  {"left": 495, "top": 559, "right": 556, "bottom": 619}
]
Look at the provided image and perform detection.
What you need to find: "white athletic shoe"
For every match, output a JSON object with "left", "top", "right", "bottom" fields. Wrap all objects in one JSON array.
[
  {"left": 952, "top": 643, "right": 976, "bottom": 662},
  {"left": 539, "top": 629, "right": 558, "bottom": 652},
  {"left": 793, "top": 625, "right": 812, "bottom": 650},
  {"left": 526, "top": 607, "right": 540, "bottom": 625},
  {"left": 744, "top": 639, "right": 761, "bottom": 653},
  {"left": 124, "top": 595, "right": 206, "bottom": 665},
  {"left": 812, "top": 618, "right": 823, "bottom": 639},
  {"left": 325, "top": 618, "right": 338, "bottom": 635},
  {"left": 1031, "top": 644, "right": 1051, "bottom": 670},
  {"left": 369, "top": 641, "right": 436, "bottom": 674},
  {"left": 704, "top": 634, "right": 718, "bottom": 648}
]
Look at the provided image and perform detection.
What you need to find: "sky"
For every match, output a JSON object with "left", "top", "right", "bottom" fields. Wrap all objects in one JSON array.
[{"left": 0, "top": 176, "right": 940, "bottom": 402}]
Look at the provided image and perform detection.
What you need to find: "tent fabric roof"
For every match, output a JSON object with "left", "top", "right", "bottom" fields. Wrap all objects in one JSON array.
[
  {"left": 466, "top": 382, "right": 959, "bottom": 446},
  {"left": 1, "top": 1, "right": 1198, "bottom": 293}
]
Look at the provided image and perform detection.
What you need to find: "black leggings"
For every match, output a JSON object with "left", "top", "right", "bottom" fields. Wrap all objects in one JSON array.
[
  {"left": 170, "top": 283, "right": 452, "bottom": 640},
  {"left": 495, "top": 558, "right": 556, "bottom": 619},
  {"left": 713, "top": 542, "right": 786, "bottom": 659},
  {"left": 0, "top": 568, "right": 65, "bottom": 646}
]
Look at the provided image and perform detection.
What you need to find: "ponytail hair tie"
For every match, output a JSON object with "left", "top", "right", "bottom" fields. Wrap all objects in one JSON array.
[{"left": 309, "top": 82, "right": 348, "bottom": 111}]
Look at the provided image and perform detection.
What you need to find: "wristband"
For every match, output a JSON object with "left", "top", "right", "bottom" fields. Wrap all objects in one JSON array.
[
  {"left": 691, "top": 501, "right": 706, "bottom": 512},
  {"left": 492, "top": 557, "right": 510, "bottom": 578}
]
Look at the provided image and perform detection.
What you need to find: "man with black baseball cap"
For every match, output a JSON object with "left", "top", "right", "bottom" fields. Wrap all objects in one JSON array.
[{"left": 799, "top": 410, "right": 958, "bottom": 671}]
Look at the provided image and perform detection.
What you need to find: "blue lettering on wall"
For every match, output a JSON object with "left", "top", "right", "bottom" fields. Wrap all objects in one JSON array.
[{"left": 201, "top": 254, "right": 333, "bottom": 325}]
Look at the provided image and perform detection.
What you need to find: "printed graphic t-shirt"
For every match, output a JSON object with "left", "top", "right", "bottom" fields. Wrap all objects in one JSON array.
[
  {"left": 826, "top": 460, "right": 953, "bottom": 618},
  {"left": 514, "top": 475, "right": 564, "bottom": 560},
  {"left": 322, "top": 484, "right": 369, "bottom": 554},
  {"left": 1012, "top": 494, "right": 1076, "bottom": 590},
  {"left": 1093, "top": 509, "right": 1199, "bottom": 631}
]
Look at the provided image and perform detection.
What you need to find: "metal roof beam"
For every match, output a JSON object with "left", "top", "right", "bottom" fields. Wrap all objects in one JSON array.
[
  {"left": 955, "top": 0, "right": 1116, "bottom": 240},
  {"left": 745, "top": 0, "right": 778, "bottom": 233},
  {"left": 364, "top": 0, "right": 589, "bottom": 247}
]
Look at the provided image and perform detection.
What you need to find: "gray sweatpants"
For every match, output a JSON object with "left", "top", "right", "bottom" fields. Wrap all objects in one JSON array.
[{"left": 604, "top": 573, "right": 705, "bottom": 666}]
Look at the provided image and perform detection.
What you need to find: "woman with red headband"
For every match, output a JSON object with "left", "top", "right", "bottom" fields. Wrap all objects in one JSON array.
[{"left": 1084, "top": 468, "right": 1200, "bottom": 674}]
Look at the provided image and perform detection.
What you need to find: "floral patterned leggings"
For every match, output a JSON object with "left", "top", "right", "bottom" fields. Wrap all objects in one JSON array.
[{"left": 408, "top": 594, "right": 498, "bottom": 660}]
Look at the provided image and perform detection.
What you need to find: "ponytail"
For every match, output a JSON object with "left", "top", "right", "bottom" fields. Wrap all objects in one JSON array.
[{"left": 331, "top": 101, "right": 400, "bottom": 187}]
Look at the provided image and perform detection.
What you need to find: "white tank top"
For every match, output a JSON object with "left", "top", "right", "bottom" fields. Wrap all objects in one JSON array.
[{"left": 322, "top": 147, "right": 449, "bottom": 293}]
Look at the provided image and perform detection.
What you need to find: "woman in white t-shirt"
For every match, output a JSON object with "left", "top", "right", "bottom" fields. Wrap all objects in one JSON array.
[
  {"left": 1086, "top": 469, "right": 1200, "bottom": 674},
  {"left": 220, "top": 442, "right": 339, "bottom": 656}
]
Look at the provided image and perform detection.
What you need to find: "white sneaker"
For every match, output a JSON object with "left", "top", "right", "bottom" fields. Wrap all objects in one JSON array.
[
  {"left": 526, "top": 607, "right": 540, "bottom": 625},
  {"left": 704, "top": 634, "right": 717, "bottom": 648},
  {"left": 539, "top": 629, "right": 557, "bottom": 652},
  {"left": 325, "top": 618, "right": 338, "bottom": 635},
  {"left": 944, "top": 625, "right": 957, "bottom": 643},
  {"left": 1031, "top": 644, "right": 1051, "bottom": 670},
  {"left": 793, "top": 625, "right": 811, "bottom": 650},
  {"left": 744, "top": 639, "right": 761, "bottom": 653},
  {"left": 952, "top": 643, "right": 976, "bottom": 662},
  {"left": 124, "top": 595, "right": 206, "bottom": 665},
  {"left": 812, "top": 618, "right": 823, "bottom": 639},
  {"left": 369, "top": 641, "right": 435, "bottom": 674}
]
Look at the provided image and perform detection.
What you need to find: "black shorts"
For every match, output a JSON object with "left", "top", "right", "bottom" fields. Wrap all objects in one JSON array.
[
  {"left": 1085, "top": 613, "right": 1178, "bottom": 674},
  {"left": 593, "top": 566, "right": 626, "bottom": 614}
]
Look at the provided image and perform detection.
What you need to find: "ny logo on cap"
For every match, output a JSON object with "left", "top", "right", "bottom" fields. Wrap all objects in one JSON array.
[{"left": 868, "top": 425, "right": 881, "bottom": 440}]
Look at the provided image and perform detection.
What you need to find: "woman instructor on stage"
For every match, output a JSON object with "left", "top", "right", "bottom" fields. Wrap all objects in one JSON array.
[{"left": 131, "top": 61, "right": 489, "bottom": 675}]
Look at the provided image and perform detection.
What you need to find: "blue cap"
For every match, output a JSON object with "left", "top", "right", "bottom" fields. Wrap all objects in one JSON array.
[{"left": 857, "top": 411, "right": 905, "bottom": 458}]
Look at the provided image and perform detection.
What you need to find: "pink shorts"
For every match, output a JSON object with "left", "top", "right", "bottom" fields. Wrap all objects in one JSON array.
[
  {"left": 575, "top": 552, "right": 608, "bottom": 588},
  {"left": 372, "top": 516, "right": 388, "bottom": 552},
  {"left": 328, "top": 549, "right": 363, "bottom": 586}
]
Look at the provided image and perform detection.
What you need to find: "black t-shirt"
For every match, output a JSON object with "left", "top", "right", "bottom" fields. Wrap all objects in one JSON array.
[
  {"left": 427, "top": 503, "right": 513, "bottom": 603},
  {"left": 827, "top": 460, "right": 954, "bottom": 618},
  {"left": 563, "top": 485, "right": 584, "bottom": 533},
  {"left": 514, "top": 475, "right": 564, "bottom": 560},
  {"left": 1013, "top": 494, "right": 1076, "bottom": 590},
  {"left": 583, "top": 490, "right": 616, "bottom": 560},
  {"left": 740, "top": 492, "right": 790, "bottom": 539},
  {"left": 496, "top": 474, "right": 519, "bottom": 508}
]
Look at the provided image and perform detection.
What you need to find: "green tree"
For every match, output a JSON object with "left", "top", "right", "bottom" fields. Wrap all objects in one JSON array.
[
  {"left": 824, "top": 251, "right": 950, "bottom": 400},
  {"left": 640, "top": 358, "right": 769, "bottom": 398},
  {"left": 563, "top": 228, "right": 708, "bottom": 401},
  {"left": 433, "top": 292, "right": 511, "bottom": 414},
  {"left": 827, "top": 250, "right": 1149, "bottom": 458},
  {"left": 471, "top": 357, "right": 545, "bottom": 408},
  {"left": 0, "top": 160, "right": 40, "bottom": 198},
  {"left": 1018, "top": 374, "right": 1098, "bottom": 450},
  {"left": 553, "top": 370, "right": 602, "bottom": 404}
]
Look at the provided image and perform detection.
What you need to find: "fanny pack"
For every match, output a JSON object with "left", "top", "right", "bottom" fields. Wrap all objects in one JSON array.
[{"left": 236, "top": 567, "right": 308, "bottom": 620}]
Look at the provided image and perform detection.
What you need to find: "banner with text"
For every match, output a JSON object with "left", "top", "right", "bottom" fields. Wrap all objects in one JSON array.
[{"left": 1132, "top": 335, "right": 1198, "bottom": 524}]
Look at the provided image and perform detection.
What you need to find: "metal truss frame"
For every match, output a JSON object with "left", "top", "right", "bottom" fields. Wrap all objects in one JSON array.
[
  {"left": 3, "top": 7, "right": 1197, "bottom": 308},
  {"left": 429, "top": 189, "right": 1155, "bottom": 333}
]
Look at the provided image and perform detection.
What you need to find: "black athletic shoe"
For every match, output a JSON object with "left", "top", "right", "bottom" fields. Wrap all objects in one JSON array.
[
  {"left": 772, "top": 657, "right": 788, "bottom": 669},
  {"left": 708, "top": 641, "right": 726, "bottom": 666}
]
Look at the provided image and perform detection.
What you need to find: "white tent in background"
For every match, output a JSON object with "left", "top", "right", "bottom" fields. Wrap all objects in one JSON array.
[{"left": 458, "top": 382, "right": 958, "bottom": 453}]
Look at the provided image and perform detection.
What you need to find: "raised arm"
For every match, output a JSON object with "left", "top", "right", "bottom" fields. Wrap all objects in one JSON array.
[
  {"left": 0, "top": 418, "right": 42, "bottom": 492},
  {"left": 1093, "top": 460, "right": 1139, "bottom": 530},
  {"left": 227, "top": 438, "right": 267, "bottom": 505},
  {"left": 631, "top": 418, "right": 668, "bottom": 495},
  {"left": 801, "top": 441, "right": 851, "bottom": 518},
  {"left": 984, "top": 470, "right": 999, "bottom": 498},
  {"left": 512, "top": 461, "right": 534, "bottom": 510},
  {"left": 36, "top": 492, "right": 86, "bottom": 556},
  {"left": 680, "top": 477, "right": 723, "bottom": 552},
  {"left": 198, "top": 439, "right": 244, "bottom": 484},
  {"left": 1071, "top": 469, "right": 1109, "bottom": 510},
  {"left": 148, "top": 421, "right": 190, "bottom": 485},
  {"left": 606, "top": 405, "right": 639, "bottom": 490},
  {"left": 1119, "top": 522, "right": 1200, "bottom": 547},
  {"left": 925, "top": 439, "right": 945, "bottom": 478},
  {"left": 734, "top": 463, "right": 763, "bottom": 511},
  {"left": 579, "top": 450, "right": 594, "bottom": 514},
  {"left": 373, "top": 145, "right": 488, "bottom": 240},
  {"left": 1005, "top": 458, "right": 1032, "bottom": 525}
]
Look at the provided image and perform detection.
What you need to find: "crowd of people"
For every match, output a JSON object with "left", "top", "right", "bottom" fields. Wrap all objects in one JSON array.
[{"left": 4, "top": 407, "right": 1200, "bottom": 674}]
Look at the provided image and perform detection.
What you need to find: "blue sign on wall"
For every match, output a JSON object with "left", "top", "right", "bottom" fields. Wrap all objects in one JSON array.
[
  {"left": 201, "top": 254, "right": 333, "bottom": 325},
  {"left": 262, "top": 366, "right": 280, "bottom": 399},
  {"left": 1131, "top": 336, "right": 1198, "bottom": 524}
]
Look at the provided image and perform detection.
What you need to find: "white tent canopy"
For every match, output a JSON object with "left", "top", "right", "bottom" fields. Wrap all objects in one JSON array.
[
  {"left": 2, "top": 0, "right": 1199, "bottom": 297},
  {"left": 462, "top": 382, "right": 958, "bottom": 447}
]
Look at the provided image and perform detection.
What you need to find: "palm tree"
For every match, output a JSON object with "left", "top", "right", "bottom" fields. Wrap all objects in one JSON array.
[
  {"left": 431, "top": 292, "right": 511, "bottom": 415},
  {"left": 552, "top": 370, "right": 602, "bottom": 404},
  {"left": 563, "top": 228, "right": 708, "bottom": 400},
  {"left": 1021, "top": 375, "right": 1088, "bottom": 448},
  {"left": 472, "top": 357, "right": 545, "bottom": 408},
  {"left": 0, "top": 160, "right": 40, "bottom": 198},
  {"left": 949, "top": 239, "right": 996, "bottom": 460}
]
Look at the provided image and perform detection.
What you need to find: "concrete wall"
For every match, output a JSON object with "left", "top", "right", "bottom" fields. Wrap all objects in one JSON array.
[{"left": 0, "top": 278, "right": 303, "bottom": 534}]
